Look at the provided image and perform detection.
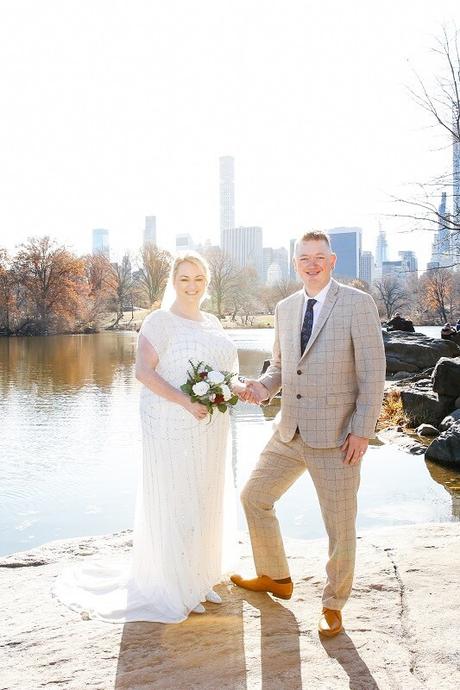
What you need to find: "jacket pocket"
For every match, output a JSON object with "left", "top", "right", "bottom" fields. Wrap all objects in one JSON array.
[{"left": 327, "top": 392, "right": 357, "bottom": 406}]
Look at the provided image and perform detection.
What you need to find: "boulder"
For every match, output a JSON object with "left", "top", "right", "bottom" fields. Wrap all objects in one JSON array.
[
  {"left": 391, "top": 371, "right": 413, "bottom": 380},
  {"left": 425, "top": 421, "right": 460, "bottom": 466},
  {"left": 439, "top": 408, "right": 460, "bottom": 431},
  {"left": 399, "top": 387, "right": 453, "bottom": 427},
  {"left": 432, "top": 357, "right": 460, "bottom": 398},
  {"left": 447, "top": 331, "right": 460, "bottom": 346},
  {"left": 383, "top": 331, "right": 460, "bottom": 374},
  {"left": 415, "top": 424, "right": 440, "bottom": 437}
]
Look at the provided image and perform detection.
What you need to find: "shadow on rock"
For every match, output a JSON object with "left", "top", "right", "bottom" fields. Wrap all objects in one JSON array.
[
  {"left": 114, "top": 585, "right": 246, "bottom": 690},
  {"left": 319, "top": 632, "right": 380, "bottom": 690},
  {"left": 319, "top": 633, "right": 379, "bottom": 690},
  {"left": 241, "top": 590, "right": 302, "bottom": 690}
]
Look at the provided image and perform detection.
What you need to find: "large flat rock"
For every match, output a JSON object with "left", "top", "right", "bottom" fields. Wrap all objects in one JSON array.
[
  {"left": 1, "top": 524, "right": 459, "bottom": 690},
  {"left": 383, "top": 331, "right": 460, "bottom": 373}
]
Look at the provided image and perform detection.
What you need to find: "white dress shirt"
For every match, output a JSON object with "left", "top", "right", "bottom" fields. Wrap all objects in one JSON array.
[{"left": 302, "top": 279, "right": 332, "bottom": 333}]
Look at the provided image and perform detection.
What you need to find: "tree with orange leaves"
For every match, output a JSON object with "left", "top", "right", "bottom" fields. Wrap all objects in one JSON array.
[
  {"left": 0, "top": 248, "right": 15, "bottom": 334},
  {"left": 420, "top": 267, "right": 457, "bottom": 323},
  {"left": 12, "top": 237, "right": 88, "bottom": 335},
  {"left": 82, "top": 253, "right": 117, "bottom": 328}
]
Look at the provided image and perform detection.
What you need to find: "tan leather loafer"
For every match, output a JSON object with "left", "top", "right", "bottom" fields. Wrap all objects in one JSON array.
[
  {"left": 230, "top": 574, "right": 293, "bottom": 600},
  {"left": 318, "top": 608, "right": 344, "bottom": 637}
]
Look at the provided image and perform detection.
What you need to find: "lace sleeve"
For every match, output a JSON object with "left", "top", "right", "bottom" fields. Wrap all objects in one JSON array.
[
  {"left": 205, "top": 312, "right": 224, "bottom": 329},
  {"left": 138, "top": 310, "right": 170, "bottom": 356}
]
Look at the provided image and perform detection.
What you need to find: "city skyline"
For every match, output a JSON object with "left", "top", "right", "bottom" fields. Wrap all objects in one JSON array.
[{"left": 1, "top": 1, "right": 459, "bottom": 270}]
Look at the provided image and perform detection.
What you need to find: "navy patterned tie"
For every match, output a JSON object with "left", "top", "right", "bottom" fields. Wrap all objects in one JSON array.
[{"left": 301, "top": 298, "right": 317, "bottom": 354}]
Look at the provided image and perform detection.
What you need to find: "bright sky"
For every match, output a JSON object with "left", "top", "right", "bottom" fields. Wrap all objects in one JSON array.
[{"left": 0, "top": 0, "right": 459, "bottom": 269}]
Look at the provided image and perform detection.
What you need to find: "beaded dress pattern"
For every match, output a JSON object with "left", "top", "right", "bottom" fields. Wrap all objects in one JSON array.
[{"left": 53, "top": 309, "right": 238, "bottom": 623}]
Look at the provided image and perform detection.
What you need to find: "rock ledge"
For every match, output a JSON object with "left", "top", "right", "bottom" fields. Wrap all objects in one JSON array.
[{"left": 1, "top": 524, "right": 459, "bottom": 689}]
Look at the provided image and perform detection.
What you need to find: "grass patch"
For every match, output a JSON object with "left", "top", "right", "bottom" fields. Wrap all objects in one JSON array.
[{"left": 377, "top": 389, "right": 409, "bottom": 430}]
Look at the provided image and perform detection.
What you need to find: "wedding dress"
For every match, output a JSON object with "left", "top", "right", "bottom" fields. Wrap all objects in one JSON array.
[{"left": 53, "top": 309, "right": 238, "bottom": 623}]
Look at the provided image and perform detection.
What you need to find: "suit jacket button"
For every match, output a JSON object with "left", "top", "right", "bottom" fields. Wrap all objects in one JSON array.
[
  {"left": 296, "top": 393, "right": 302, "bottom": 399},
  {"left": 297, "top": 370, "right": 302, "bottom": 375}
]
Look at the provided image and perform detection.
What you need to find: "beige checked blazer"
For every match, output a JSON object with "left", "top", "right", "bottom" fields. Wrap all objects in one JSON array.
[{"left": 259, "top": 279, "right": 386, "bottom": 448}]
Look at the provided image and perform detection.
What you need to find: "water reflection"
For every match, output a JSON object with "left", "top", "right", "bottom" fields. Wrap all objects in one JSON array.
[
  {"left": 0, "top": 331, "right": 459, "bottom": 557},
  {"left": 425, "top": 460, "right": 460, "bottom": 520},
  {"left": 0, "top": 333, "right": 137, "bottom": 394}
]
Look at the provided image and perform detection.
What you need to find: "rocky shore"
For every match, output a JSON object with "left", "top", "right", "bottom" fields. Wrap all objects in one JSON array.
[
  {"left": 381, "top": 331, "right": 460, "bottom": 466},
  {"left": 1, "top": 522, "right": 459, "bottom": 690}
]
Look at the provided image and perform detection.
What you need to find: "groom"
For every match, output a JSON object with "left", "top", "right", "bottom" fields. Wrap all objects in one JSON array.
[{"left": 233, "top": 230, "right": 385, "bottom": 637}]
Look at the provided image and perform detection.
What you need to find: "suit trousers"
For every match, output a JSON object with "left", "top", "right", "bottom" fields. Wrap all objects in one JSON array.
[{"left": 241, "top": 430, "right": 361, "bottom": 610}]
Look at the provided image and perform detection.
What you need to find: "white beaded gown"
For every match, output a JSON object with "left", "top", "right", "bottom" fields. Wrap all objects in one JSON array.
[{"left": 53, "top": 309, "right": 238, "bottom": 623}]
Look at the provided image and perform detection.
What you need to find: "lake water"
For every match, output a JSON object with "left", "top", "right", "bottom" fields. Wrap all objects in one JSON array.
[{"left": 0, "top": 326, "right": 459, "bottom": 557}]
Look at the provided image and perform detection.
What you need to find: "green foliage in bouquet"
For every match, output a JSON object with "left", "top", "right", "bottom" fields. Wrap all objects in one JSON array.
[{"left": 181, "top": 359, "right": 239, "bottom": 416}]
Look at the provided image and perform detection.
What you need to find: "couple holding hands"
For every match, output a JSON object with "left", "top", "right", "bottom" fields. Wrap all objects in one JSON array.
[{"left": 54, "top": 230, "right": 385, "bottom": 639}]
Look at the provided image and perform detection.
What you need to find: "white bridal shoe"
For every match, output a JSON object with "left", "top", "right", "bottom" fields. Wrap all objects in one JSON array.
[
  {"left": 205, "top": 590, "right": 222, "bottom": 604},
  {"left": 192, "top": 603, "right": 206, "bottom": 613},
  {"left": 191, "top": 590, "right": 222, "bottom": 613}
]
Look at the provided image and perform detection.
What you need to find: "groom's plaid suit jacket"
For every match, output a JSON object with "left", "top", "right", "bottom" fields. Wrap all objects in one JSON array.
[{"left": 259, "top": 279, "right": 386, "bottom": 448}]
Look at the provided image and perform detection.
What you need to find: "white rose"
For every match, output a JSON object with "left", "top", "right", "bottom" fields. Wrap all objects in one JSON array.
[
  {"left": 220, "top": 384, "right": 232, "bottom": 401},
  {"left": 209, "top": 393, "right": 216, "bottom": 402},
  {"left": 207, "top": 370, "right": 225, "bottom": 385},
  {"left": 192, "top": 381, "right": 210, "bottom": 396}
]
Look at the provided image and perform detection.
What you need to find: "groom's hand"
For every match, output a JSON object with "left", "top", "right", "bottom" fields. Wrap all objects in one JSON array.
[
  {"left": 238, "top": 379, "right": 269, "bottom": 405},
  {"left": 341, "top": 434, "right": 369, "bottom": 465}
]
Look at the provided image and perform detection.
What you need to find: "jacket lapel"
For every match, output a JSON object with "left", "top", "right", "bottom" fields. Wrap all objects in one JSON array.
[{"left": 298, "top": 279, "right": 340, "bottom": 362}]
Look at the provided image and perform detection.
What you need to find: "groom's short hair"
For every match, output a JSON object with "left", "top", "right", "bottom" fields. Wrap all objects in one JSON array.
[{"left": 299, "top": 230, "right": 331, "bottom": 248}]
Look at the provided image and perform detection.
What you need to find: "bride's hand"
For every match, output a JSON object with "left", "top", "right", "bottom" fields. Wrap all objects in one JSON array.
[
  {"left": 183, "top": 399, "right": 209, "bottom": 420},
  {"left": 231, "top": 381, "right": 246, "bottom": 396}
]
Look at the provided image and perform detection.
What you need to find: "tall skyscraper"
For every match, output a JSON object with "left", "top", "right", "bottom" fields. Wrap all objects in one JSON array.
[
  {"left": 289, "top": 238, "right": 297, "bottom": 281},
  {"left": 143, "top": 216, "right": 157, "bottom": 247},
  {"left": 222, "top": 226, "right": 263, "bottom": 279},
  {"left": 453, "top": 112, "right": 460, "bottom": 220},
  {"left": 451, "top": 114, "right": 460, "bottom": 263},
  {"left": 328, "top": 227, "right": 362, "bottom": 279},
  {"left": 430, "top": 193, "right": 451, "bottom": 267},
  {"left": 375, "top": 225, "right": 389, "bottom": 270},
  {"left": 359, "top": 250, "right": 375, "bottom": 285},
  {"left": 219, "top": 156, "right": 235, "bottom": 240},
  {"left": 92, "top": 228, "right": 110, "bottom": 259}
]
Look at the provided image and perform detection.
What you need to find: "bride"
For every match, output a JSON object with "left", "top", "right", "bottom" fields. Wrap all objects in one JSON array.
[{"left": 53, "top": 251, "right": 244, "bottom": 623}]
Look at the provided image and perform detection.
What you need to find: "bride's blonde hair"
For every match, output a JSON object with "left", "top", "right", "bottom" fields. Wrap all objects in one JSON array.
[{"left": 172, "top": 251, "right": 211, "bottom": 284}]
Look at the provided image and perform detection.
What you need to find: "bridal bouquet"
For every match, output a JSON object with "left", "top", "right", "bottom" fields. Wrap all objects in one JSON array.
[{"left": 181, "top": 359, "right": 239, "bottom": 415}]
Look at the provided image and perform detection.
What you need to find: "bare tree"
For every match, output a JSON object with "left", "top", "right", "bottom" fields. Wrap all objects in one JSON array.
[
  {"left": 397, "top": 26, "right": 460, "bottom": 255},
  {"left": 258, "top": 279, "right": 300, "bottom": 316},
  {"left": 271, "top": 278, "right": 301, "bottom": 302},
  {"left": 205, "top": 247, "right": 240, "bottom": 317},
  {"left": 136, "top": 245, "right": 172, "bottom": 307},
  {"left": 82, "top": 253, "right": 117, "bottom": 327},
  {"left": 107, "top": 254, "right": 133, "bottom": 328},
  {"left": 0, "top": 249, "right": 14, "bottom": 334},
  {"left": 420, "top": 267, "right": 455, "bottom": 322},
  {"left": 227, "top": 267, "right": 261, "bottom": 324},
  {"left": 259, "top": 285, "right": 277, "bottom": 314},
  {"left": 335, "top": 277, "right": 372, "bottom": 294},
  {"left": 373, "top": 276, "right": 408, "bottom": 320}
]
